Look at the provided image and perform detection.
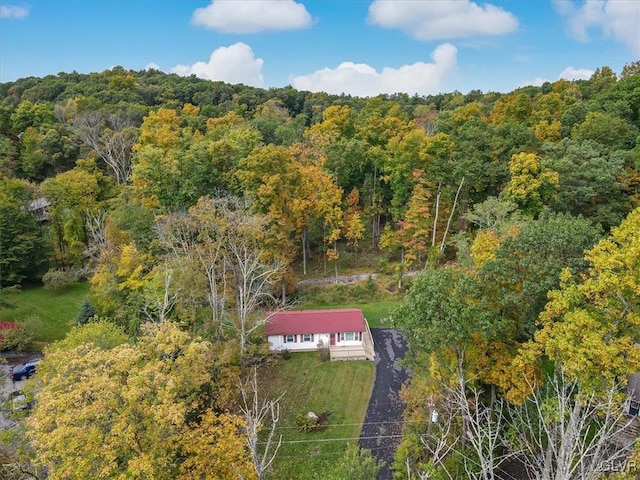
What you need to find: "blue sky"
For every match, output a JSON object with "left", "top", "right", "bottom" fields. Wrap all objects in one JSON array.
[{"left": 1, "top": 0, "right": 638, "bottom": 97}]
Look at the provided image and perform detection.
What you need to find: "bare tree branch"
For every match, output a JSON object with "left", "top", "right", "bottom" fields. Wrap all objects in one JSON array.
[
  {"left": 506, "top": 372, "right": 636, "bottom": 480},
  {"left": 73, "top": 111, "right": 137, "bottom": 185},
  {"left": 240, "top": 367, "right": 284, "bottom": 480},
  {"left": 439, "top": 176, "right": 464, "bottom": 253}
]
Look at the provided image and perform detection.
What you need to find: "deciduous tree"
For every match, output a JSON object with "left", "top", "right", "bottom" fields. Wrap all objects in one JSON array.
[
  {"left": 29, "top": 322, "right": 249, "bottom": 480},
  {"left": 519, "top": 207, "right": 640, "bottom": 393},
  {"left": 500, "top": 152, "right": 558, "bottom": 216},
  {"left": 72, "top": 109, "right": 138, "bottom": 185},
  {"left": 0, "top": 176, "right": 48, "bottom": 286}
]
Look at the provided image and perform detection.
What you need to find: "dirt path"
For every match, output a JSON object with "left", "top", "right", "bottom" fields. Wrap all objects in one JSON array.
[{"left": 359, "top": 328, "right": 410, "bottom": 480}]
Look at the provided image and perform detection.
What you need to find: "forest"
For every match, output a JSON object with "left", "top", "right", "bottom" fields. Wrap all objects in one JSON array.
[{"left": 0, "top": 61, "right": 639, "bottom": 479}]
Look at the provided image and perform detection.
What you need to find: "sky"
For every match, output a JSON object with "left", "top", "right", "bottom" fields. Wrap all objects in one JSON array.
[{"left": 0, "top": 0, "right": 639, "bottom": 97}]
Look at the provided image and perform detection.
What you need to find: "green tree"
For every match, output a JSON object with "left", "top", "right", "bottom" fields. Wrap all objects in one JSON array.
[
  {"left": 519, "top": 207, "right": 640, "bottom": 393},
  {"left": 132, "top": 107, "right": 200, "bottom": 210},
  {"left": 10, "top": 100, "right": 56, "bottom": 132},
  {"left": 394, "top": 266, "right": 498, "bottom": 382},
  {"left": 75, "top": 297, "right": 97, "bottom": 325},
  {"left": 49, "top": 320, "right": 129, "bottom": 352},
  {"left": 571, "top": 111, "right": 638, "bottom": 150},
  {"left": 0, "top": 176, "right": 48, "bottom": 286},
  {"left": 384, "top": 127, "right": 430, "bottom": 221},
  {"left": 18, "top": 127, "right": 48, "bottom": 181},
  {"left": 541, "top": 138, "right": 630, "bottom": 228},
  {"left": 477, "top": 211, "right": 602, "bottom": 342},
  {"left": 89, "top": 241, "right": 150, "bottom": 333},
  {"left": 40, "top": 159, "right": 116, "bottom": 265},
  {"left": 326, "top": 444, "right": 384, "bottom": 480}
]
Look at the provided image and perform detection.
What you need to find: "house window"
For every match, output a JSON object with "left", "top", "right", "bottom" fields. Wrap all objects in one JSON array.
[
  {"left": 285, "top": 334, "right": 295, "bottom": 343},
  {"left": 340, "top": 332, "right": 357, "bottom": 341},
  {"left": 302, "top": 334, "right": 313, "bottom": 342}
]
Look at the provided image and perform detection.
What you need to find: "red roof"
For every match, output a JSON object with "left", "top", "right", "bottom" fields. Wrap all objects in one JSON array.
[{"left": 265, "top": 309, "right": 366, "bottom": 336}]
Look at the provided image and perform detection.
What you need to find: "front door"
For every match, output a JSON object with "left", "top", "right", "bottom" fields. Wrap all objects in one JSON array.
[{"left": 330, "top": 333, "right": 336, "bottom": 346}]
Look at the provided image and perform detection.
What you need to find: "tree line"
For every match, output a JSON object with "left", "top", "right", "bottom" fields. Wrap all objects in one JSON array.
[{"left": 0, "top": 62, "right": 639, "bottom": 479}]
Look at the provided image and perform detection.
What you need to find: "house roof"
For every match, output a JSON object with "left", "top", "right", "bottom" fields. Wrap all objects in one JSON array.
[{"left": 265, "top": 309, "right": 366, "bottom": 336}]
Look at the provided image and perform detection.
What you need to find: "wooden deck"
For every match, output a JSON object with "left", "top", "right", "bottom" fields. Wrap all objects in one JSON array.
[
  {"left": 329, "top": 324, "right": 375, "bottom": 361},
  {"left": 610, "top": 415, "right": 640, "bottom": 450},
  {"left": 329, "top": 345, "right": 368, "bottom": 360}
]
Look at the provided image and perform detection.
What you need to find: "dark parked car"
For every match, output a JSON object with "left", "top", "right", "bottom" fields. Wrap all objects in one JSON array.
[{"left": 10, "top": 359, "right": 39, "bottom": 381}]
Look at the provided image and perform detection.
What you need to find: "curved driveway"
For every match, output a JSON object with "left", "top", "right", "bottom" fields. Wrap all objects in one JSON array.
[{"left": 359, "top": 328, "right": 410, "bottom": 480}]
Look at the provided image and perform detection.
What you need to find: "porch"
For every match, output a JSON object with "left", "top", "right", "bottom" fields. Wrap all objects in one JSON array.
[{"left": 329, "top": 325, "right": 375, "bottom": 361}]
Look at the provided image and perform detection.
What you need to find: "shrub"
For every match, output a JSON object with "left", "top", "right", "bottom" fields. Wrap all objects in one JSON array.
[
  {"left": 42, "top": 267, "right": 82, "bottom": 290},
  {"left": 317, "top": 340, "right": 330, "bottom": 362},
  {"left": 0, "top": 316, "right": 41, "bottom": 351},
  {"left": 298, "top": 278, "right": 390, "bottom": 305},
  {"left": 0, "top": 322, "right": 19, "bottom": 349},
  {"left": 281, "top": 349, "right": 291, "bottom": 360},
  {"left": 295, "top": 410, "right": 331, "bottom": 432}
]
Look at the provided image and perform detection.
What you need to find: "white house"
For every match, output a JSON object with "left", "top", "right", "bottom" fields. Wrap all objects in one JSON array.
[{"left": 265, "top": 308, "right": 375, "bottom": 361}]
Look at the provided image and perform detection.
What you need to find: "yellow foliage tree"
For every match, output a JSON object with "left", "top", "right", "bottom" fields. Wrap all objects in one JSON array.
[
  {"left": 500, "top": 152, "right": 558, "bottom": 216},
  {"left": 180, "top": 411, "right": 257, "bottom": 480},
  {"left": 343, "top": 187, "right": 365, "bottom": 252},
  {"left": 90, "top": 242, "right": 150, "bottom": 331},
  {"left": 28, "top": 322, "right": 251, "bottom": 480},
  {"left": 513, "top": 207, "right": 640, "bottom": 396},
  {"left": 470, "top": 229, "right": 500, "bottom": 268}
]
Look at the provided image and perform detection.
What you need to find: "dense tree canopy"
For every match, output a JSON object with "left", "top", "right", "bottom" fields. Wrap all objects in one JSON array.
[
  {"left": 29, "top": 321, "right": 254, "bottom": 480},
  {"left": 1, "top": 64, "right": 639, "bottom": 480}
]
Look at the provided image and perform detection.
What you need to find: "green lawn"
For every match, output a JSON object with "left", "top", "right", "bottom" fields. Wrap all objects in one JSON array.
[
  {"left": 0, "top": 282, "right": 89, "bottom": 346},
  {"left": 298, "top": 300, "right": 402, "bottom": 328},
  {"left": 261, "top": 352, "right": 375, "bottom": 480}
]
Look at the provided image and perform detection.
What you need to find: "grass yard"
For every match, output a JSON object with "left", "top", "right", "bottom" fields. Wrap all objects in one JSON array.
[
  {"left": 260, "top": 352, "right": 375, "bottom": 480},
  {"left": 298, "top": 300, "right": 402, "bottom": 328},
  {"left": 0, "top": 282, "right": 89, "bottom": 346},
  {"left": 295, "top": 275, "right": 405, "bottom": 328}
]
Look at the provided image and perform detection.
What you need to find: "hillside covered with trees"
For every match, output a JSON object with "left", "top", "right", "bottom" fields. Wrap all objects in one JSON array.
[{"left": 1, "top": 62, "right": 640, "bottom": 479}]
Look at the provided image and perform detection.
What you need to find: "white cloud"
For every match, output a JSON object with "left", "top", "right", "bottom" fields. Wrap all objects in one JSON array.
[
  {"left": 519, "top": 65, "right": 594, "bottom": 89},
  {"left": 367, "top": 0, "right": 518, "bottom": 40},
  {"left": 553, "top": 0, "right": 640, "bottom": 56},
  {"left": 0, "top": 5, "right": 29, "bottom": 18},
  {"left": 191, "top": 0, "right": 312, "bottom": 33},
  {"left": 144, "top": 63, "right": 161, "bottom": 71},
  {"left": 291, "top": 43, "right": 457, "bottom": 97},
  {"left": 519, "top": 77, "right": 550, "bottom": 88},
  {"left": 171, "top": 43, "right": 264, "bottom": 87},
  {"left": 558, "top": 66, "right": 594, "bottom": 80}
]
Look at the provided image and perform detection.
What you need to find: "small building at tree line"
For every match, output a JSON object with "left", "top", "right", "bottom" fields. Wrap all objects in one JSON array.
[{"left": 265, "top": 308, "right": 375, "bottom": 361}]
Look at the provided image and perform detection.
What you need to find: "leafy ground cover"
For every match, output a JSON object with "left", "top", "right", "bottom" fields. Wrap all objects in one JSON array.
[
  {"left": 0, "top": 282, "right": 89, "bottom": 346},
  {"left": 260, "top": 352, "right": 375, "bottom": 480}
]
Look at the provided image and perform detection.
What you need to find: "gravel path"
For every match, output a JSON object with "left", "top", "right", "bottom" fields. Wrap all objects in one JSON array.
[
  {"left": 359, "top": 328, "right": 410, "bottom": 480},
  {"left": 296, "top": 273, "right": 379, "bottom": 288}
]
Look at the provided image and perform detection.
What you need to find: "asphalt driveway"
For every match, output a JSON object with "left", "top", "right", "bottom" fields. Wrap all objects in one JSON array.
[
  {"left": 1, "top": 353, "right": 41, "bottom": 429},
  {"left": 359, "top": 328, "right": 410, "bottom": 480}
]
